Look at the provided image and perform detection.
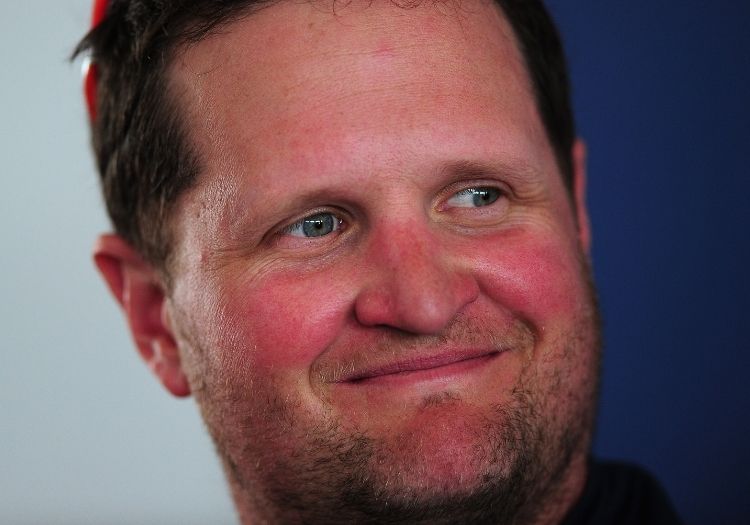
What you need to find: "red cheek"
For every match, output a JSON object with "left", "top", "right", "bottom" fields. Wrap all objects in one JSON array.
[
  {"left": 197, "top": 229, "right": 584, "bottom": 373},
  {"left": 216, "top": 269, "right": 353, "bottom": 371},
  {"left": 471, "top": 233, "right": 585, "bottom": 323}
]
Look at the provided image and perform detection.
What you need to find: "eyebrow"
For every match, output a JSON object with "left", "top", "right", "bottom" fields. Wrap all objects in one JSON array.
[{"left": 440, "top": 158, "right": 544, "bottom": 182}]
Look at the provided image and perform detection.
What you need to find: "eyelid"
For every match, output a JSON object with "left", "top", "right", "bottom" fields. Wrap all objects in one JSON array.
[
  {"left": 436, "top": 180, "right": 510, "bottom": 211},
  {"left": 268, "top": 207, "right": 350, "bottom": 245},
  {"left": 282, "top": 212, "right": 343, "bottom": 237}
]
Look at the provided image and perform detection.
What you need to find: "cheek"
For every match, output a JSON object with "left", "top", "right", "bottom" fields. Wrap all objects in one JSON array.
[
  {"left": 472, "top": 232, "right": 587, "bottom": 328},
  {"left": 209, "top": 269, "right": 354, "bottom": 372}
]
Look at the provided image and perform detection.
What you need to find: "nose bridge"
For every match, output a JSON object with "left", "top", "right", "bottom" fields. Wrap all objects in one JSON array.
[
  {"left": 354, "top": 219, "right": 478, "bottom": 334},
  {"left": 381, "top": 221, "right": 432, "bottom": 276}
]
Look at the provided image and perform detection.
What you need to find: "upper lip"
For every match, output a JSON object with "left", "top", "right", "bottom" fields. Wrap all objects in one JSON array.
[{"left": 334, "top": 347, "right": 503, "bottom": 383}]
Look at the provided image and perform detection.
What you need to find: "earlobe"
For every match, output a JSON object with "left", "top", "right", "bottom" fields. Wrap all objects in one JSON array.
[
  {"left": 93, "top": 234, "right": 191, "bottom": 397},
  {"left": 149, "top": 335, "right": 191, "bottom": 397},
  {"left": 572, "top": 139, "right": 592, "bottom": 255}
]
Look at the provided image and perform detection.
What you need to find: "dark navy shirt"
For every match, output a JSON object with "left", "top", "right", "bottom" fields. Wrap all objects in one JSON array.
[{"left": 562, "top": 460, "right": 684, "bottom": 525}]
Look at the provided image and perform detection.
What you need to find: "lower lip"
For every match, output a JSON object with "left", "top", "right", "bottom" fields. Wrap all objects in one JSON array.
[{"left": 343, "top": 352, "right": 502, "bottom": 388}]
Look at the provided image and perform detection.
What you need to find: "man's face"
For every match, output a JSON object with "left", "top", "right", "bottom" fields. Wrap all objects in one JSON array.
[{"left": 164, "top": 1, "right": 600, "bottom": 522}]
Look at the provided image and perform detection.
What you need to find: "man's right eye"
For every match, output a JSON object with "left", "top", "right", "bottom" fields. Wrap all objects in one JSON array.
[{"left": 282, "top": 212, "right": 343, "bottom": 238}]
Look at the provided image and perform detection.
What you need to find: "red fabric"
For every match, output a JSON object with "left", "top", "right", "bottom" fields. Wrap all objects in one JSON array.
[
  {"left": 84, "top": 0, "right": 108, "bottom": 121},
  {"left": 84, "top": 63, "right": 99, "bottom": 121},
  {"left": 91, "top": 0, "right": 108, "bottom": 27}
]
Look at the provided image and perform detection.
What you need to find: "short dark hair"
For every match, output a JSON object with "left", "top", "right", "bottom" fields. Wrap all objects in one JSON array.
[{"left": 74, "top": 0, "right": 575, "bottom": 271}]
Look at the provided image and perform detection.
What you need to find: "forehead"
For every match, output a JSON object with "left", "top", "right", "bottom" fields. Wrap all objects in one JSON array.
[{"left": 168, "top": 0, "right": 553, "bottom": 225}]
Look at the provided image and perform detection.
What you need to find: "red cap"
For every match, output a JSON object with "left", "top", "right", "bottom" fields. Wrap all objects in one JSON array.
[{"left": 84, "top": 0, "right": 109, "bottom": 121}]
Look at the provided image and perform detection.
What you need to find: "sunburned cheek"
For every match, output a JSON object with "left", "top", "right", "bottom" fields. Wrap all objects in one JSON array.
[
  {"left": 215, "top": 271, "right": 352, "bottom": 371},
  {"left": 473, "top": 235, "right": 587, "bottom": 324}
]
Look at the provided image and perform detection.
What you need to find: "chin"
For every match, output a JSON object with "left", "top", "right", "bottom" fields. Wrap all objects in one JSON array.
[
  {"left": 363, "top": 397, "right": 516, "bottom": 491},
  {"left": 223, "top": 378, "right": 587, "bottom": 525}
]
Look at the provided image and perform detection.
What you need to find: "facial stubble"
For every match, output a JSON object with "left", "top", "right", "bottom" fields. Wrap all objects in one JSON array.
[{"left": 177, "top": 263, "right": 601, "bottom": 525}]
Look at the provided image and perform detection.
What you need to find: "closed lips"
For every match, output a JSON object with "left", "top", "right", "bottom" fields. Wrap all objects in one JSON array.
[{"left": 336, "top": 349, "right": 504, "bottom": 383}]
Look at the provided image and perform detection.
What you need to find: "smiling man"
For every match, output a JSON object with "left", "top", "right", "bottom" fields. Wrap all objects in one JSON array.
[{"left": 76, "top": 1, "right": 682, "bottom": 523}]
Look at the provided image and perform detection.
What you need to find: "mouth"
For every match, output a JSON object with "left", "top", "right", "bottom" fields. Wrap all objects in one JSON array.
[{"left": 335, "top": 349, "right": 504, "bottom": 387}]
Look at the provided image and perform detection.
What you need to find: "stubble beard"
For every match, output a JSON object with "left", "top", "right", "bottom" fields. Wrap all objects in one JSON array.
[
  {"left": 182, "top": 265, "right": 602, "bottom": 525},
  {"left": 252, "top": 389, "right": 587, "bottom": 525}
]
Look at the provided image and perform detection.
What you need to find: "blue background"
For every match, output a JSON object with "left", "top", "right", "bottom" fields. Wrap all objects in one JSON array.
[{"left": 547, "top": 1, "right": 750, "bottom": 523}]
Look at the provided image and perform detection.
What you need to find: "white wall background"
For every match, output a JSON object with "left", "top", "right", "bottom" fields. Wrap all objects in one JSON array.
[{"left": 0, "top": 3, "right": 236, "bottom": 523}]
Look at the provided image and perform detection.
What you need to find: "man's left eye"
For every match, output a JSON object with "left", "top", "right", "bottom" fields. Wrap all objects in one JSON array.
[
  {"left": 446, "top": 187, "right": 502, "bottom": 208},
  {"left": 283, "top": 212, "right": 343, "bottom": 238}
]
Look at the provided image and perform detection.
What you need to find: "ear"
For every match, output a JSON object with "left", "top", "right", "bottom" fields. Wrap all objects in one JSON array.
[
  {"left": 572, "top": 139, "right": 592, "bottom": 255},
  {"left": 93, "top": 234, "right": 191, "bottom": 397}
]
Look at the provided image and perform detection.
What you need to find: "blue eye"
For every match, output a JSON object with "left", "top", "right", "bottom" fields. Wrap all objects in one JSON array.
[
  {"left": 447, "top": 187, "right": 502, "bottom": 208},
  {"left": 284, "top": 212, "right": 342, "bottom": 238}
]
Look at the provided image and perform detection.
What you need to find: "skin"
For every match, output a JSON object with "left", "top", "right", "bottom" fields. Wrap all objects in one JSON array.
[{"left": 96, "top": 1, "right": 599, "bottom": 523}]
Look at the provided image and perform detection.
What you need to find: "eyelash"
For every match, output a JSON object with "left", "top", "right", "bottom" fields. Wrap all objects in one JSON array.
[
  {"left": 281, "top": 212, "right": 345, "bottom": 239},
  {"left": 275, "top": 183, "right": 508, "bottom": 243},
  {"left": 446, "top": 186, "right": 503, "bottom": 208}
]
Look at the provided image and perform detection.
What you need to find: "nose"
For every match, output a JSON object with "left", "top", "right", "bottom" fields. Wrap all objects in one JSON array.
[{"left": 353, "top": 224, "right": 479, "bottom": 335}]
